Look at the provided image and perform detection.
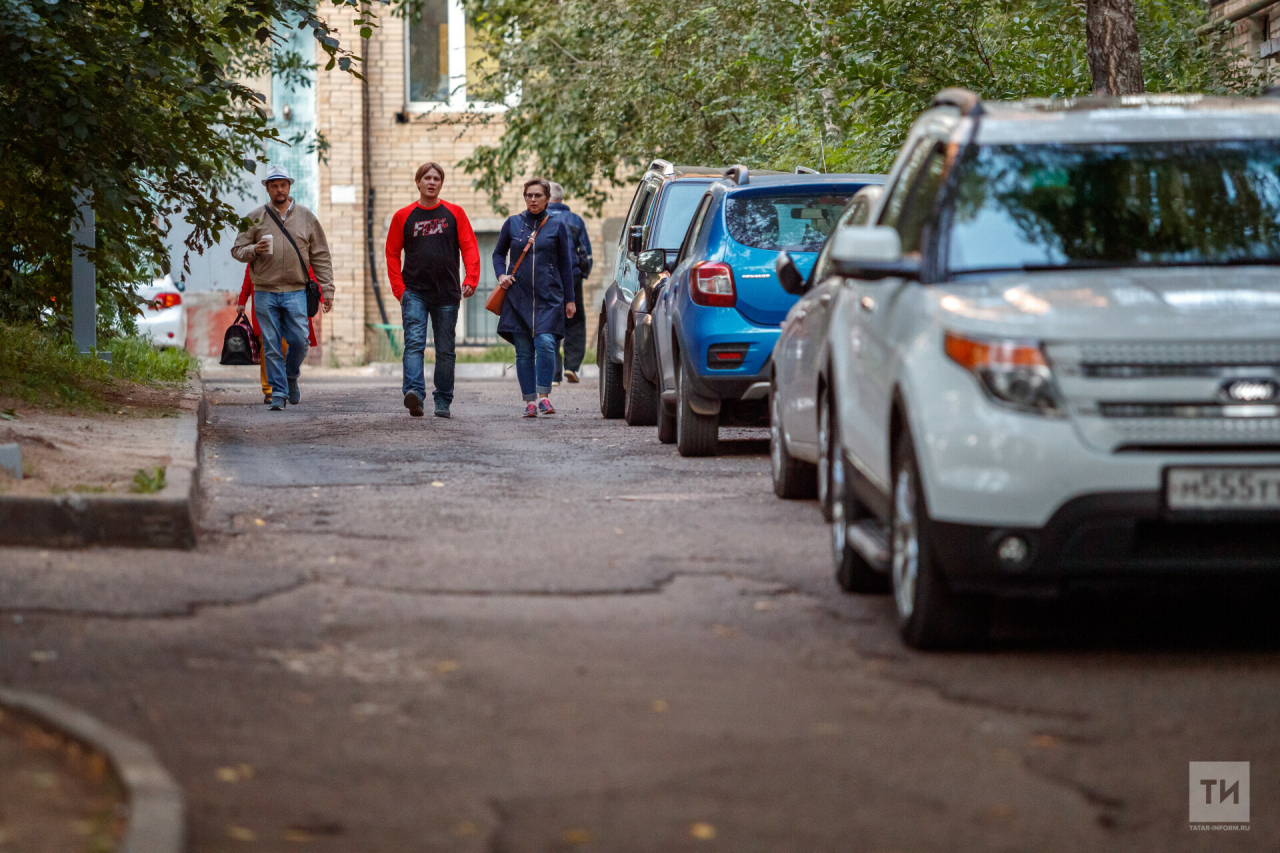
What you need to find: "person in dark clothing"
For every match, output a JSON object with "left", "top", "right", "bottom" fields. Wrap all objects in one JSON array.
[
  {"left": 548, "top": 182, "right": 593, "bottom": 384},
  {"left": 386, "top": 161, "right": 480, "bottom": 419},
  {"left": 492, "top": 178, "right": 577, "bottom": 418}
]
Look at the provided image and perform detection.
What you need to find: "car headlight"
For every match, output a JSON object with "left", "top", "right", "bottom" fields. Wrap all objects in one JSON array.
[{"left": 944, "top": 332, "right": 1063, "bottom": 415}]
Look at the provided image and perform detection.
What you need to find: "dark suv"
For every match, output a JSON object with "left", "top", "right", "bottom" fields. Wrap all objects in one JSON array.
[{"left": 597, "top": 160, "right": 721, "bottom": 419}]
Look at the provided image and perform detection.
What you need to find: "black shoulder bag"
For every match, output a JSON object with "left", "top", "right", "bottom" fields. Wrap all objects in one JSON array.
[{"left": 263, "top": 206, "right": 321, "bottom": 318}]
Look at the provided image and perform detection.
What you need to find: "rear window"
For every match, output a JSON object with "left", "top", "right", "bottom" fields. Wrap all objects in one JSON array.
[
  {"left": 725, "top": 193, "right": 855, "bottom": 252},
  {"left": 650, "top": 181, "right": 712, "bottom": 249}
]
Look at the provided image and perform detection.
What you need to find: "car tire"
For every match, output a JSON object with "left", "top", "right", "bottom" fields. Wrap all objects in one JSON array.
[
  {"left": 829, "top": 409, "right": 889, "bottom": 594},
  {"left": 816, "top": 386, "right": 835, "bottom": 522},
  {"left": 624, "top": 329, "right": 659, "bottom": 426},
  {"left": 675, "top": 358, "right": 718, "bottom": 457},
  {"left": 891, "top": 427, "right": 991, "bottom": 649},
  {"left": 770, "top": 379, "right": 816, "bottom": 498},
  {"left": 598, "top": 319, "right": 625, "bottom": 419}
]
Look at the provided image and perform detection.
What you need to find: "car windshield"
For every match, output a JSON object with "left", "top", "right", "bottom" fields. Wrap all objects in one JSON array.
[
  {"left": 651, "top": 182, "right": 712, "bottom": 249},
  {"left": 948, "top": 140, "right": 1280, "bottom": 273},
  {"left": 725, "top": 192, "right": 854, "bottom": 252}
]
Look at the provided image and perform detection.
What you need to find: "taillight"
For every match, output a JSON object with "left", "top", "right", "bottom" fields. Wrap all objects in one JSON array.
[
  {"left": 690, "top": 262, "right": 735, "bottom": 307},
  {"left": 150, "top": 293, "right": 182, "bottom": 310}
]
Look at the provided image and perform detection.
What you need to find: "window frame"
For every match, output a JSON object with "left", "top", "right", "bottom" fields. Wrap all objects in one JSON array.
[{"left": 404, "top": 0, "right": 507, "bottom": 114}]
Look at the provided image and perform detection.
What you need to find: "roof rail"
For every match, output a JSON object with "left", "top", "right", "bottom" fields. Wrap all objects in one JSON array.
[
  {"left": 723, "top": 164, "right": 749, "bottom": 186},
  {"left": 649, "top": 159, "right": 675, "bottom": 176},
  {"left": 795, "top": 166, "right": 819, "bottom": 174},
  {"left": 932, "top": 87, "right": 984, "bottom": 117}
]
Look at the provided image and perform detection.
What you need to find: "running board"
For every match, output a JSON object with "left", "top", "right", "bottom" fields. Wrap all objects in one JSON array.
[{"left": 846, "top": 520, "right": 890, "bottom": 572}]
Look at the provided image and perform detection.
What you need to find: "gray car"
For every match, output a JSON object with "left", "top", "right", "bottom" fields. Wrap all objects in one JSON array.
[
  {"left": 776, "top": 89, "right": 1280, "bottom": 648},
  {"left": 597, "top": 160, "right": 721, "bottom": 419}
]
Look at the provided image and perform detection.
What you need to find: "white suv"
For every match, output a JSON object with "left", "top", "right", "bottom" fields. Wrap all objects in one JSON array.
[{"left": 791, "top": 89, "right": 1280, "bottom": 648}]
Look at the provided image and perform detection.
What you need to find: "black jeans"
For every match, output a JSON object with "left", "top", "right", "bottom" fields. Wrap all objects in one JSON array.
[{"left": 556, "top": 275, "right": 587, "bottom": 379}]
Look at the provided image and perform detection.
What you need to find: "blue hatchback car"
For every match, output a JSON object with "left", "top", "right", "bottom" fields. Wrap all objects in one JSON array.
[{"left": 648, "top": 167, "right": 881, "bottom": 456}]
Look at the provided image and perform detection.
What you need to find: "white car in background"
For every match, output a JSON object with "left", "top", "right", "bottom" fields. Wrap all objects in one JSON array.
[{"left": 136, "top": 274, "right": 187, "bottom": 348}]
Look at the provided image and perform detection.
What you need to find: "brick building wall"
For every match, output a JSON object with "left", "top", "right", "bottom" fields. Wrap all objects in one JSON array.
[
  {"left": 1211, "top": 0, "right": 1280, "bottom": 73},
  {"left": 308, "top": 9, "right": 634, "bottom": 364}
]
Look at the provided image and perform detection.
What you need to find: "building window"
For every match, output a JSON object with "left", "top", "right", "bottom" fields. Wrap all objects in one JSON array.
[
  {"left": 405, "top": 0, "right": 504, "bottom": 111},
  {"left": 407, "top": 0, "right": 449, "bottom": 103}
]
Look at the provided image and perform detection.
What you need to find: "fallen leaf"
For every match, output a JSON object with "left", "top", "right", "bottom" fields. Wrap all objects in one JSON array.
[
  {"left": 1031, "top": 733, "right": 1060, "bottom": 749},
  {"left": 454, "top": 821, "right": 478, "bottom": 837},
  {"left": 712, "top": 624, "right": 738, "bottom": 638},
  {"left": 254, "top": 518, "right": 266, "bottom": 526},
  {"left": 227, "top": 825, "right": 257, "bottom": 842},
  {"left": 216, "top": 767, "right": 240, "bottom": 783},
  {"left": 431, "top": 481, "right": 444, "bottom": 487},
  {"left": 435, "top": 660, "right": 459, "bottom": 674},
  {"left": 652, "top": 699, "right": 668, "bottom": 713},
  {"left": 29, "top": 650, "right": 58, "bottom": 664},
  {"left": 690, "top": 822, "right": 716, "bottom": 840},
  {"left": 564, "top": 829, "right": 590, "bottom": 844},
  {"left": 285, "top": 829, "right": 311, "bottom": 842},
  {"left": 613, "top": 527, "right": 623, "bottom": 535},
  {"left": 237, "top": 763, "right": 254, "bottom": 779},
  {"left": 753, "top": 600, "right": 775, "bottom": 611}
]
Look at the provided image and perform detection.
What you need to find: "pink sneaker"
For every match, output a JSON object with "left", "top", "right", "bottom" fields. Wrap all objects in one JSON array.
[
  {"left": 537, "top": 397, "right": 556, "bottom": 415},
  {"left": 523, "top": 401, "right": 538, "bottom": 418}
]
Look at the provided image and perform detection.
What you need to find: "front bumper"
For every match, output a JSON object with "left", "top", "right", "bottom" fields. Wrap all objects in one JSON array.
[{"left": 932, "top": 490, "right": 1280, "bottom": 591}]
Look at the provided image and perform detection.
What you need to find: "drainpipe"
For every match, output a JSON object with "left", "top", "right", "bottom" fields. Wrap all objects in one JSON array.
[
  {"left": 1196, "top": 0, "right": 1279, "bottom": 35},
  {"left": 362, "top": 35, "right": 393, "bottom": 345}
]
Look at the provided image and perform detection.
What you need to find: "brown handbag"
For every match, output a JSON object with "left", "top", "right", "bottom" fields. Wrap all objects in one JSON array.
[{"left": 485, "top": 218, "right": 544, "bottom": 316}]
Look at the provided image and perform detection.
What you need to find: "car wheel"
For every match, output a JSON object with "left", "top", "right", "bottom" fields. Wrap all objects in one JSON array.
[
  {"left": 830, "top": 410, "right": 889, "bottom": 594},
  {"left": 817, "top": 386, "right": 835, "bottom": 520},
  {"left": 770, "top": 379, "right": 816, "bottom": 498},
  {"left": 891, "top": 428, "right": 990, "bottom": 649},
  {"left": 598, "top": 320, "right": 625, "bottom": 419},
  {"left": 624, "top": 328, "right": 659, "bottom": 426},
  {"left": 675, "top": 358, "right": 718, "bottom": 457}
]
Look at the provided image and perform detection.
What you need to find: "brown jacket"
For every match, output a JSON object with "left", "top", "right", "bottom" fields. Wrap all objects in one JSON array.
[{"left": 231, "top": 201, "right": 335, "bottom": 300}]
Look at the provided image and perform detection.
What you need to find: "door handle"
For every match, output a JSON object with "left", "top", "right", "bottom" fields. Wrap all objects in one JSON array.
[
  {"left": 818, "top": 294, "right": 832, "bottom": 305},
  {"left": 859, "top": 295, "right": 876, "bottom": 313}
]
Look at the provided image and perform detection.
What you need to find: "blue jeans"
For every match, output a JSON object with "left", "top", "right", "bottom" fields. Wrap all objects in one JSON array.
[
  {"left": 512, "top": 332, "right": 557, "bottom": 401},
  {"left": 254, "top": 289, "right": 309, "bottom": 402},
  {"left": 401, "top": 291, "right": 458, "bottom": 406}
]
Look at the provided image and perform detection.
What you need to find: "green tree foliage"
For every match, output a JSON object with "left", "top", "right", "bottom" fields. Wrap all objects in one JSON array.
[
  {"left": 456, "top": 0, "right": 1258, "bottom": 213},
  {"left": 0, "top": 0, "right": 378, "bottom": 333}
]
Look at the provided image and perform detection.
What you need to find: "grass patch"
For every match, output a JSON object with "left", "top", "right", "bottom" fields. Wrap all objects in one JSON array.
[
  {"left": 0, "top": 322, "right": 194, "bottom": 408},
  {"left": 130, "top": 466, "right": 166, "bottom": 494}
]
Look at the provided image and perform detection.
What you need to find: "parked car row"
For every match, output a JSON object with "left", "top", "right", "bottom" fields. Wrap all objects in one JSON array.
[{"left": 600, "top": 90, "right": 1280, "bottom": 649}]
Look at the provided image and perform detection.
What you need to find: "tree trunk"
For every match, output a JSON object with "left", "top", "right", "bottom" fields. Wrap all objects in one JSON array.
[{"left": 1086, "top": 0, "right": 1145, "bottom": 95}]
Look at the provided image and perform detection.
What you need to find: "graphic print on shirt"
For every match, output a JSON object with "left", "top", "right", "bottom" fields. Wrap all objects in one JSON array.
[{"left": 412, "top": 219, "right": 450, "bottom": 238}]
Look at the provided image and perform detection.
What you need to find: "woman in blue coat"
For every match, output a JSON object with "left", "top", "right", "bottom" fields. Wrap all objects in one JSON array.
[{"left": 493, "top": 178, "right": 578, "bottom": 417}]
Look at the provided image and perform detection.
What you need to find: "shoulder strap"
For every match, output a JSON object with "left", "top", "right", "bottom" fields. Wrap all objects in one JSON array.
[
  {"left": 263, "top": 205, "right": 309, "bottom": 284},
  {"left": 508, "top": 216, "right": 545, "bottom": 278}
]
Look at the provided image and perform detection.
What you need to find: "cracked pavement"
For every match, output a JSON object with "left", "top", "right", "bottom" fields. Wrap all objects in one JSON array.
[{"left": 1, "top": 375, "right": 1277, "bottom": 851}]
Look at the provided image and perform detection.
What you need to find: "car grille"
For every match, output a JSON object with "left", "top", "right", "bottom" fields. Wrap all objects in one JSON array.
[{"left": 1047, "top": 341, "right": 1280, "bottom": 452}]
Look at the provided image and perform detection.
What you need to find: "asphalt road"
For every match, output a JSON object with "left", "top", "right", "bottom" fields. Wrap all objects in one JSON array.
[{"left": 1, "top": 374, "right": 1277, "bottom": 851}]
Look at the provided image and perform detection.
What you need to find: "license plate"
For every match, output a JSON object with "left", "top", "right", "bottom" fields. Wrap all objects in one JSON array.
[{"left": 1165, "top": 467, "right": 1280, "bottom": 511}]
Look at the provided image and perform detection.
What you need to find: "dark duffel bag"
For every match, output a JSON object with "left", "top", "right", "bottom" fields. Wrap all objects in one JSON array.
[{"left": 219, "top": 315, "right": 260, "bottom": 365}]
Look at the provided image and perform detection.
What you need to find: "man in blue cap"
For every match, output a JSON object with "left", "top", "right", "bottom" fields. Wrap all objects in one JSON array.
[{"left": 232, "top": 165, "right": 334, "bottom": 410}]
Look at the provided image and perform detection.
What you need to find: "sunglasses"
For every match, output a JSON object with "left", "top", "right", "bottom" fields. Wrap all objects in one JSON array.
[{"left": 524, "top": 192, "right": 546, "bottom": 199}]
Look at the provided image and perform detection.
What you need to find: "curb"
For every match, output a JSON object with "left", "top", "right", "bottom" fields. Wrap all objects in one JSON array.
[
  {"left": 0, "top": 378, "right": 203, "bottom": 549},
  {"left": 0, "top": 687, "right": 185, "bottom": 853}
]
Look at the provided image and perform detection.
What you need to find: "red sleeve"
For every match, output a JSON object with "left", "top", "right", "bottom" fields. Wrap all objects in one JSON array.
[
  {"left": 385, "top": 204, "right": 413, "bottom": 301},
  {"left": 445, "top": 201, "right": 480, "bottom": 292},
  {"left": 238, "top": 265, "right": 253, "bottom": 306}
]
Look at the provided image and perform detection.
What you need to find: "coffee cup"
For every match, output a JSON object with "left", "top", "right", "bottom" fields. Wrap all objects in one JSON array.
[{"left": 263, "top": 234, "right": 274, "bottom": 255}]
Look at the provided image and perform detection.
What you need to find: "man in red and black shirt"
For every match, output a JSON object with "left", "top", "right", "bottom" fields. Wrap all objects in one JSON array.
[{"left": 386, "top": 161, "right": 481, "bottom": 418}]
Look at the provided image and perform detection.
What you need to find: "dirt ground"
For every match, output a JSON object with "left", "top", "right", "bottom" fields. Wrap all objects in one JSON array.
[
  {"left": 0, "top": 707, "right": 124, "bottom": 852},
  {"left": 0, "top": 384, "right": 192, "bottom": 498}
]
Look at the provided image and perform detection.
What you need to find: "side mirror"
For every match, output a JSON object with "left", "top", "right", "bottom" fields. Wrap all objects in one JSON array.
[
  {"left": 831, "top": 226, "right": 920, "bottom": 280},
  {"left": 627, "top": 225, "right": 644, "bottom": 256},
  {"left": 775, "top": 251, "right": 807, "bottom": 296},
  {"left": 637, "top": 248, "right": 666, "bottom": 275}
]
